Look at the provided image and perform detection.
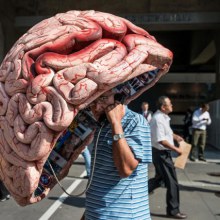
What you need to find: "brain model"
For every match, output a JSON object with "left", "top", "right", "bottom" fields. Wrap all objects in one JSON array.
[{"left": 0, "top": 10, "right": 173, "bottom": 206}]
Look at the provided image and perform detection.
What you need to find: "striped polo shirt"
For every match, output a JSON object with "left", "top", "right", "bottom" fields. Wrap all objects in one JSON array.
[{"left": 85, "top": 107, "right": 152, "bottom": 220}]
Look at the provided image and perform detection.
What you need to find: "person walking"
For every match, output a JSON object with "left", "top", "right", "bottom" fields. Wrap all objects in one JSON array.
[
  {"left": 81, "top": 90, "right": 152, "bottom": 220},
  {"left": 190, "top": 103, "right": 211, "bottom": 162},
  {"left": 183, "top": 108, "right": 193, "bottom": 143},
  {"left": 141, "top": 101, "right": 153, "bottom": 123},
  {"left": 81, "top": 146, "right": 91, "bottom": 178},
  {"left": 148, "top": 96, "right": 187, "bottom": 219}
]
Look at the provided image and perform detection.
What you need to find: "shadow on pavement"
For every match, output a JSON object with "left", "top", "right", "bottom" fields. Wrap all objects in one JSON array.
[
  {"left": 48, "top": 196, "right": 85, "bottom": 207},
  {"left": 205, "top": 162, "right": 220, "bottom": 165},
  {"left": 207, "top": 172, "right": 220, "bottom": 176},
  {"left": 150, "top": 213, "right": 169, "bottom": 218},
  {"left": 193, "top": 180, "right": 220, "bottom": 185},
  {"left": 67, "top": 175, "right": 88, "bottom": 179},
  {"left": 179, "top": 184, "right": 220, "bottom": 193},
  {"left": 73, "top": 161, "right": 85, "bottom": 165}
]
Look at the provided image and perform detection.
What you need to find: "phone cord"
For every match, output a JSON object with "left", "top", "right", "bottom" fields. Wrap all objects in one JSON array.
[{"left": 47, "top": 122, "right": 105, "bottom": 197}]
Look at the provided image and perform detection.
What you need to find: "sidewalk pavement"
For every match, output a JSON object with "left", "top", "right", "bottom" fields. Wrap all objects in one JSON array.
[
  {"left": 1, "top": 146, "right": 219, "bottom": 220},
  {"left": 149, "top": 145, "right": 220, "bottom": 220}
]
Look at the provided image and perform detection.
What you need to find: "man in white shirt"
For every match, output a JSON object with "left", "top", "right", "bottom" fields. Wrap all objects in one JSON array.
[
  {"left": 190, "top": 103, "right": 211, "bottom": 162},
  {"left": 141, "top": 101, "right": 153, "bottom": 123},
  {"left": 149, "top": 96, "right": 187, "bottom": 219}
]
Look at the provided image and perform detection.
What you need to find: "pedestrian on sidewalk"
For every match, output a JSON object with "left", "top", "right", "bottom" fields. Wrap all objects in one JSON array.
[
  {"left": 149, "top": 96, "right": 187, "bottom": 219},
  {"left": 141, "top": 101, "right": 153, "bottom": 123},
  {"left": 183, "top": 108, "right": 193, "bottom": 143},
  {"left": 81, "top": 90, "right": 152, "bottom": 220},
  {"left": 190, "top": 103, "right": 211, "bottom": 162}
]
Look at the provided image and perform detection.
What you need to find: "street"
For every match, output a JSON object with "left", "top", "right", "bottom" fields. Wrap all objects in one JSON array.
[{"left": 1, "top": 146, "right": 220, "bottom": 220}]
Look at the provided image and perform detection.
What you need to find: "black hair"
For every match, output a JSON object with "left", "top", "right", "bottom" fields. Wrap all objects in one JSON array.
[{"left": 142, "top": 101, "right": 149, "bottom": 105}]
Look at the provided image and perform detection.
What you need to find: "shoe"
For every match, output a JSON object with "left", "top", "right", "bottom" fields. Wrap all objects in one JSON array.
[
  {"left": 215, "top": 192, "right": 220, "bottom": 197},
  {"left": 0, "top": 194, "right": 10, "bottom": 202},
  {"left": 207, "top": 172, "right": 220, "bottom": 177},
  {"left": 149, "top": 190, "right": 154, "bottom": 195},
  {"left": 189, "top": 157, "right": 196, "bottom": 162},
  {"left": 199, "top": 157, "right": 206, "bottom": 162},
  {"left": 167, "top": 212, "right": 187, "bottom": 219}
]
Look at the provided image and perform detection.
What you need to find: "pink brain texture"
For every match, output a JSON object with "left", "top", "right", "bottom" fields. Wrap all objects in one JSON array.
[{"left": 0, "top": 10, "right": 173, "bottom": 206}]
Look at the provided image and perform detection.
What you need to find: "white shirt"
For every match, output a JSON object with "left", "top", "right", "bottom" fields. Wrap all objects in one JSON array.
[
  {"left": 150, "top": 110, "right": 174, "bottom": 150},
  {"left": 192, "top": 108, "right": 211, "bottom": 130},
  {"left": 143, "top": 110, "right": 152, "bottom": 122}
]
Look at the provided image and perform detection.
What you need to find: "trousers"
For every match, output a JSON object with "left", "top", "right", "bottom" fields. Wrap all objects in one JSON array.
[
  {"left": 0, "top": 181, "right": 9, "bottom": 198},
  {"left": 191, "top": 129, "right": 206, "bottom": 158},
  {"left": 148, "top": 148, "right": 180, "bottom": 215}
]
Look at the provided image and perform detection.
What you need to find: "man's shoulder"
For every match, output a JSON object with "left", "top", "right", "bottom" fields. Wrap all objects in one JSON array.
[
  {"left": 193, "top": 108, "right": 200, "bottom": 114},
  {"left": 153, "top": 111, "right": 163, "bottom": 120},
  {"left": 126, "top": 108, "right": 147, "bottom": 125}
]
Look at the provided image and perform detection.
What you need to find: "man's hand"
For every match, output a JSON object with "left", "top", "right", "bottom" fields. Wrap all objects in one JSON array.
[
  {"left": 105, "top": 102, "right": 125, "bottom": 125},
  {"left": 176, "top": 136, "right": 184, "bottom": 142},
  {"left": 104, "top": 103, "right": 139, "bottom": 178},
  {"left": 173, "top": 134, "right": 184, "bottom": 142},
  {"left": 175, "top": 146, "right": 183, "bottom": 155},
  {"left": 159, "top": 139, "right": 183, "bottom": 155}
]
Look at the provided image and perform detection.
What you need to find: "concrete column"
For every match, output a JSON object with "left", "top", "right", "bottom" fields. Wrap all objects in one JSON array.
[{"left": 215, "top": 31, "right": 220, "bottom": 99}]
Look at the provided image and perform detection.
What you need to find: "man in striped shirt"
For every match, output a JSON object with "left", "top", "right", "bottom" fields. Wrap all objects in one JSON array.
[{"left": 81, "top": 90, "right": 152, "bottom": 220}]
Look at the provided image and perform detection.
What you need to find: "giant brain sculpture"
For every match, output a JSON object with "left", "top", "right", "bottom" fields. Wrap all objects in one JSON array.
[{"left": 0, "top": 10, "right": 173, "bottom": 206}]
